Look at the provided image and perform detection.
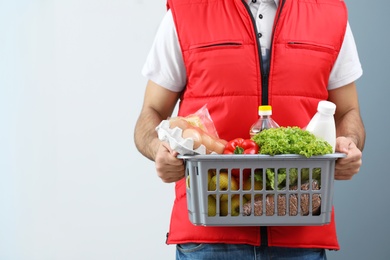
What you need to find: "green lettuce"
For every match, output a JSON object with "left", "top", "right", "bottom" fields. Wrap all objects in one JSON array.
[{"left": 251, "top": 126, "right": 333, "bottom": 157}]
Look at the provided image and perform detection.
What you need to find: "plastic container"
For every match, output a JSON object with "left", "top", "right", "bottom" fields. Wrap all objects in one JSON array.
[
  {"left": 306, "top": 101, "right": 336, "bottom": 153},
  {"left": 180, "top": 153, "right": 345, "bottom": 226},
  {"left": 249, "top": 105, "right": 279, "bottom": 138}
]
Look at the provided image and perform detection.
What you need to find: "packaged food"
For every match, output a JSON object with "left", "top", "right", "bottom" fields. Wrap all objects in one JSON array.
[{"left": 156, "top": 105, "right": 227, "bottom": 155}]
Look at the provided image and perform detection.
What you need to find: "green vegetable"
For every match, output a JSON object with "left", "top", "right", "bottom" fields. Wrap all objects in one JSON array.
[
  {"left": 251, "top": 127, "right": 329, "bottom": 189},
  {"left": 288, "top": 168, "right": 322, "bottom": 185},
  {"left": 253, "top": 167, "right": 322, "bottom": 190},
  {"left": 251, "top": 126, "right": 333, "bottom": 157}
]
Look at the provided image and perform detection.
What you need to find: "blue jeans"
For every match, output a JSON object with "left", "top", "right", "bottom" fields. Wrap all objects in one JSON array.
[{"left": 176, "top": 243, "right": 327, "bottom": 260}]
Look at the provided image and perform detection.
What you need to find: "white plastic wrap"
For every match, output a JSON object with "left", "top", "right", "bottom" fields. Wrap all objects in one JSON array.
[{"left": 156, "top": 120, "right": 207, "bottom": 155}]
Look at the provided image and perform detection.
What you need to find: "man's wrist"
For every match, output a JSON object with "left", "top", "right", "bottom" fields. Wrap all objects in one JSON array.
[
  {"left": 150, "top": 138, "right": 162, "bottom": 161},
  {"left": 345, "top": 135, "right": 359, "bottom": 148}
]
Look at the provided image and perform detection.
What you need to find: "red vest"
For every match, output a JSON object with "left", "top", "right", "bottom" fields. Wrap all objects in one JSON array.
[{"left": 166, "top": 0, "right": 347, "bottom": 249}]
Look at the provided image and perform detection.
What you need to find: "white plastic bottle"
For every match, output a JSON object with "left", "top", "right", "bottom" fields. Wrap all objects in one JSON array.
[
  {"left": 305, "top": 100, "right": 336, "bottom": 153},
  {"left": 249, "top": 105, "right": 280, "bottom": 138}
]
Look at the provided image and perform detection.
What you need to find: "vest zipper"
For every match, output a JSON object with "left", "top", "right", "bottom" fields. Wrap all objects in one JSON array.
[
  {"left": 241, "top": 0, "right": 264, "bottom": 106},
  {"left": 266, "top": 0, "right": 286, "bottom": 105},
  {"left": 241, "top": 0, "right": 285, "bottom": 105}
]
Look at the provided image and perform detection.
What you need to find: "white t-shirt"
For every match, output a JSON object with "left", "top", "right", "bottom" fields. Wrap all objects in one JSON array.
[{"left": 142, "top": 1, "right": 363, "bottom": 92}]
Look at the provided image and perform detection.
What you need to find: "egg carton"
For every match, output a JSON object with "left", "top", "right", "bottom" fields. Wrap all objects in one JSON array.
[{"left": 155, "top": 120, "right": 207, "bottom": 155}]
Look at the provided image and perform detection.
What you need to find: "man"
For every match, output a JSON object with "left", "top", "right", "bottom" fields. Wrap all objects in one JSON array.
[{"left": 134, "top": 0, "right": 365, "bottom": 259}]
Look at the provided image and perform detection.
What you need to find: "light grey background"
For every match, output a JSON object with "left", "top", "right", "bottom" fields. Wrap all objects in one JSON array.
[{"left": 0, "top": 0, "right": 389, "bottom": 259}]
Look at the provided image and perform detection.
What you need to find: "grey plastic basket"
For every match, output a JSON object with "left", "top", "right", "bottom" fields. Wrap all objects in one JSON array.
[{"left": 179, "top": 153, "right": 345, "bottom": 226}]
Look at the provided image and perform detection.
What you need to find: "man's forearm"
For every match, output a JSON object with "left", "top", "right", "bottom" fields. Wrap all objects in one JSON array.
[
  {"left": 134, "top": 81, "right": 181, "bottom": 161},
  {"left": 335, "top": 107, "right": 366, "bottom": 151},
  {"left": 134, "top": 108, "right": 163, "bottom": 161}
]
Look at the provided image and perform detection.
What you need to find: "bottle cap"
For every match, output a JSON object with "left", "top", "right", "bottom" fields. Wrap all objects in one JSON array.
[
  {"left": 317, "top": 101, "right": 336, "bottom": 115},
  {"left": 258, "top": 105, "right": 272, "bottom": 116}
]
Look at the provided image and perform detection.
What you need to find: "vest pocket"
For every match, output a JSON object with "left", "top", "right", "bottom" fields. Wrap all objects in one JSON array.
[
  {"left": 286, "top": 41, "right": 337, "bottom": 54},
  {"left": 184, "top": 41, "right": 257, "bottom": 97},
  {"left": 189, "top": 41, "right": 243, "bottom": 51}
]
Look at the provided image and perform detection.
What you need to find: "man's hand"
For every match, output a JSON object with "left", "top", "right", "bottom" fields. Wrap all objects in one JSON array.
[
  {"left": 155, "top": 141, "right": 185, "bottom": 183},
  {"left": 334, "top": 136, "right": 362, "bottom": 180}
]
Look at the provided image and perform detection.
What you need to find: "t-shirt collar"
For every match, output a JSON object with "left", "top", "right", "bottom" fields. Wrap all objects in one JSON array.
[{"left": 247, "top": 0, "right": 279, "bottom": 6}]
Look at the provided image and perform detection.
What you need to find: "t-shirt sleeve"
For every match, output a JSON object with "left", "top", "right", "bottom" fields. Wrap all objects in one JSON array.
[
  {"left": 141, "top": 10, "right": 186, "bottom": 92},
  {"left": 328, "top": 22, "right": 363, "bottom": 90}
]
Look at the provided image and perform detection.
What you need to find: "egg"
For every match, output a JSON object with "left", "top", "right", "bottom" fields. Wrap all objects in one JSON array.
[
  {"left": 169, "top": 117, "right": 190, "bottom": 130},
  {"left": 182, "top": 128, "right": 203, "bottom": 149}
]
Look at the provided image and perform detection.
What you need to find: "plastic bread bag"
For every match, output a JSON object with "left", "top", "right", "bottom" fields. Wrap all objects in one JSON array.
[{"left": 243, "top": 180, "right": 321, "bottom": 216}]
